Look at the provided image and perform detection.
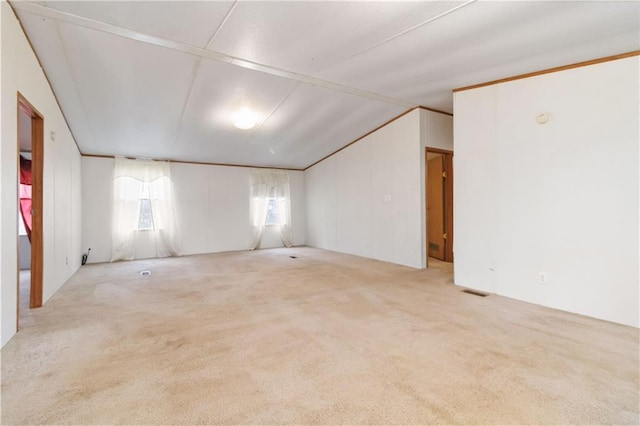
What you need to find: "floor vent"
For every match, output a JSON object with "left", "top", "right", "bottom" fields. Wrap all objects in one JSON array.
[
  {"left": 140, "top": 270, "right": 151, "bottom": 276},
  {"left": 289, "top": 256, "right": 298, "bottom": 259},
  {"left": 462, "top": 289, "right": 488, "bottom": 297}
]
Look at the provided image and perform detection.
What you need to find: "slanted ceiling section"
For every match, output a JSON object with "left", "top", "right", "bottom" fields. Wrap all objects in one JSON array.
[{"left": 12, "top": 0, "right": 640, "bottom": 169}]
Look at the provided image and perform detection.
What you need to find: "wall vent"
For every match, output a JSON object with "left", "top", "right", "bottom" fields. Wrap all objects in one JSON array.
[{"left": 462, "top": 289, "right": 488, "bottom": 297}]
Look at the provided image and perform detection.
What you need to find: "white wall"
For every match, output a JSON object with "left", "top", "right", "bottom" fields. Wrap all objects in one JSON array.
[
  {"left": 453, "top": 85, "right": 499, "bottom": 293},
  {"left": 454, "top": 56, "right": 639, "bottom": 327},
  {"left": 82, "top": 157, "right": 306, "bottom": 263},
  {"left": 305, "top": 108, "right": 453, "bottom": 269},
  {"left": 81, "top": 157, "right": 113, "bottom": 262},
  {"left": 1, "top": 2, "right": 83, "bottom": 347}
]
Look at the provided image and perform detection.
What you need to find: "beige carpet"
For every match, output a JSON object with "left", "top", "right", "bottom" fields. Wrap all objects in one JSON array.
[
  {"left": 18, "top": 270, "right": 34, "bottom": 329},
  {"left": 1, "top": 247, "right": 638, "bottom": 425}
]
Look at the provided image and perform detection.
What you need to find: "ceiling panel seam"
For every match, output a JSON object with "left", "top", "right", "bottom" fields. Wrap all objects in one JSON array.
[
  {"left": 7, "top": 1, "right": 83, "bottom": 155},
  {"left": 343, "top": 0, "right": 477, "bottom": 62},
  {"left": 172, "top": 0, "right": 239, "bottom": 147},
  {"left": 52, "top": 19, "right": 99, "bottom": 151},
  {"left": 12, "top": 1, "right": 416, "bottom": 109},
  {"left": 252, "top": 83, "right": 300, "bottom": 135},
  {"left": 172, "top": 59, "right": 203, "bottom": 146},
  {"left": 205, "top": 0, "right": 238, "bottom": 49}
]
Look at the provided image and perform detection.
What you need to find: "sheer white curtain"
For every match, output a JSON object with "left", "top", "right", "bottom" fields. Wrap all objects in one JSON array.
[
  {"left": 249, "top": 169, "right": 292, "bottom": 249},
  {"left": 111, "top": 158, "right": 180, "bottom": 261}
]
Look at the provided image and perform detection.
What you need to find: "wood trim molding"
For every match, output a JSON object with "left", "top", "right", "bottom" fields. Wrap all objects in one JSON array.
[
  {"left": 63, "top": 106, "right": 454, "bottom": 173},
  {"left": 80, "top": 154, "right": 305, "bottom": 172},
  {"left": 8, "top": 1, "right": 83, "bottom": 155},
  {"left": 17, "top": 92, "right": 44, "bottom": 312},
  {"left": 419, "top": 106, "right": 453, "bottom": 117},
  {"left": 424, "top": 147, "right": 454, "bottom": 155},
  {"left": 303, "top": 107, "right": 420, "bottom": 170},
  {"left": 10, "top": 2, "right": 457, "bottom": 172},
  {"left": 453, "top": 51, "right": 640, "bottom": 93},
  {"left": 303, "top": 105, "right": 453, "bottom": 171},
  {"left": 17, "top": 91, "right": 43, "bottom": 118},
  {"left": 442, "top": 152, "right": 454, "bottom": 263}
]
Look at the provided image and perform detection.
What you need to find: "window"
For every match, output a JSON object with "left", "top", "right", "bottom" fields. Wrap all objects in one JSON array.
[
  {"left": 265, "top": 197, "right": 280, "bottom": 226},
  {"left": 112, "top": 158, "right": 179, "bottom": 261},
  {"left": 249, "top": 169, "right": 292, "bottom": 249},
  {"left": 138, "top": 183, "right": 154, "bottom": 231}
]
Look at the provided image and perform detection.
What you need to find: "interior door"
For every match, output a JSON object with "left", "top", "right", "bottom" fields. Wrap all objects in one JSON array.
[
  {"left": 17, "top": 93, "right": 44, "bottom": 331},
  {"left": 427, "top": 156, "right": 446, "bottom": 260}
]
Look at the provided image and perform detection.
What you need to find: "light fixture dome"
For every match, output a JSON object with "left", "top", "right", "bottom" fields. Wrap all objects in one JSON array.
[{"left": 233, "top": 107, "right": 256, "bottom": 130}]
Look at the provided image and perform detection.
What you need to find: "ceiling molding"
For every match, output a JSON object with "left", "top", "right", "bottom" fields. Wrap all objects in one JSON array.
[
  {"left": 12, "top": 1, "right": 417, "bottom": 109},
  {"left": 418, "top": 106, "right": 453, "bottom": 117},
  {"left": 303, "top": 107, "right": 420, "bottom": 171},
  {"left": 81, "top": 153, "right": 304, "bottom": 172},
  {"left": 303, "top": 105, "right": 456, "bottom": 170},
  {"left": 453, "top": 51, "right": 640, "bottom": 93}
]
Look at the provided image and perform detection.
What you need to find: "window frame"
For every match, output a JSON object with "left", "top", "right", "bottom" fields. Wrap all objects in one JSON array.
[
  {"left": 137, "top": 182, "right": 154, "bottom": 231},
  {"left": 264, "top": 196, "right": 280, "bottom": 227}
]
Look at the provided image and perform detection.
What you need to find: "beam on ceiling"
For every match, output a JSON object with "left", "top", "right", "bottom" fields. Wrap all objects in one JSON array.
[{"left": 12, "top": 1, "right": 417, "bottom": 109}]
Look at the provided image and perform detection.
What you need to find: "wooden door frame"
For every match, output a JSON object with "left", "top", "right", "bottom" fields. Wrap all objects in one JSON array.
[
  {"left": 17, "top": 92, "right": 44, "bottom": 331},
  {"left": 425, "top": 147, "right": 454, "bottom": 264}
]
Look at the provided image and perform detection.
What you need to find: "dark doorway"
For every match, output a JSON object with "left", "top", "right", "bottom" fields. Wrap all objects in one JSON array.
[{"left": 17, "top": 92, "right": 44, "bottom": 332}]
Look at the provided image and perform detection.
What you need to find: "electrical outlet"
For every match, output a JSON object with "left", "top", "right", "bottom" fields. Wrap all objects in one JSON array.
[{"left": 539, "top": 272, "right": 547, "bottom": 284}]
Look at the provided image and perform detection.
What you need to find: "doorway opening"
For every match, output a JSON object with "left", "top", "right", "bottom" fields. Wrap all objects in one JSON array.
[
  {"left": 17, "top": 92, "right": 44, "bottom": 331},
  {"left": 426, "top": 148, "right": 453, "bottom": 266}
]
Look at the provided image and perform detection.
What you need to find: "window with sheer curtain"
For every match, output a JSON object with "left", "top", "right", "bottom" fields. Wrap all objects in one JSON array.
[
  {"left": 249, "top": 169, "right": 292, "bottom": 249},
  {"left": 111, "top": 158, "right": 180, "bottom": 261}
]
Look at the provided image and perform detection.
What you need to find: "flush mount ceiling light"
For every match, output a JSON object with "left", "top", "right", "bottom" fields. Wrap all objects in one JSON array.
[{"left": 233, "top": 107, "right": 256, "bottom": 130}]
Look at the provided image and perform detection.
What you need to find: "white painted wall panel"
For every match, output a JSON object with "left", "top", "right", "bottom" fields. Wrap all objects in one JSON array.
[
  {"left": 81, "top": 157, "right": 113, "bottom": 263},
  {"left": 453, "top": 86, "right": 498, "bottom": 293},
  {"left": 1, "top": 3, "right": 83, "bottom": 347},
  {"left": 370, "top": 127, "right": 397, "bottom": 264},
  {"left": 82, "top": 158, "right": 306, "bottom": 263},
  {"left": 175, "top": 163, "right": 253, "bottom": 255},
  {"left": 371, "top": 112, "right": 422, "bottom": 267},
  {"left": 454, "top": 57, "right": 639, "bottom": 327},
  {"left": 305, "top": 157, "right": 338, "bottom": 250},
  {"left": 289, "top": 169, "right": 307, "bottom": 249},
  {"left": 305, "top": 109, "right": 426, "bottom": 268},
  {"left": 423, "top": 111, "right": 454, "bottom": 152},
  {"left": 335, "top": 140, "right": 372, "bottom": 257}
]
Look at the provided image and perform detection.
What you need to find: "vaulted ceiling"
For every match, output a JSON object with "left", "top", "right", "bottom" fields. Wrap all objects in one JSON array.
[{"left": 13, "top": 1, "right": 640, "bottom": 169}]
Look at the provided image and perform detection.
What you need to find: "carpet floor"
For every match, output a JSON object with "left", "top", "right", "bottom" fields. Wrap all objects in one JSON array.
[
  {"left": 18, "top": 270, "right": 34, "bottom": 329},
  {"left": 1, "top": 247, "right": 638, "bottom": 424}
]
